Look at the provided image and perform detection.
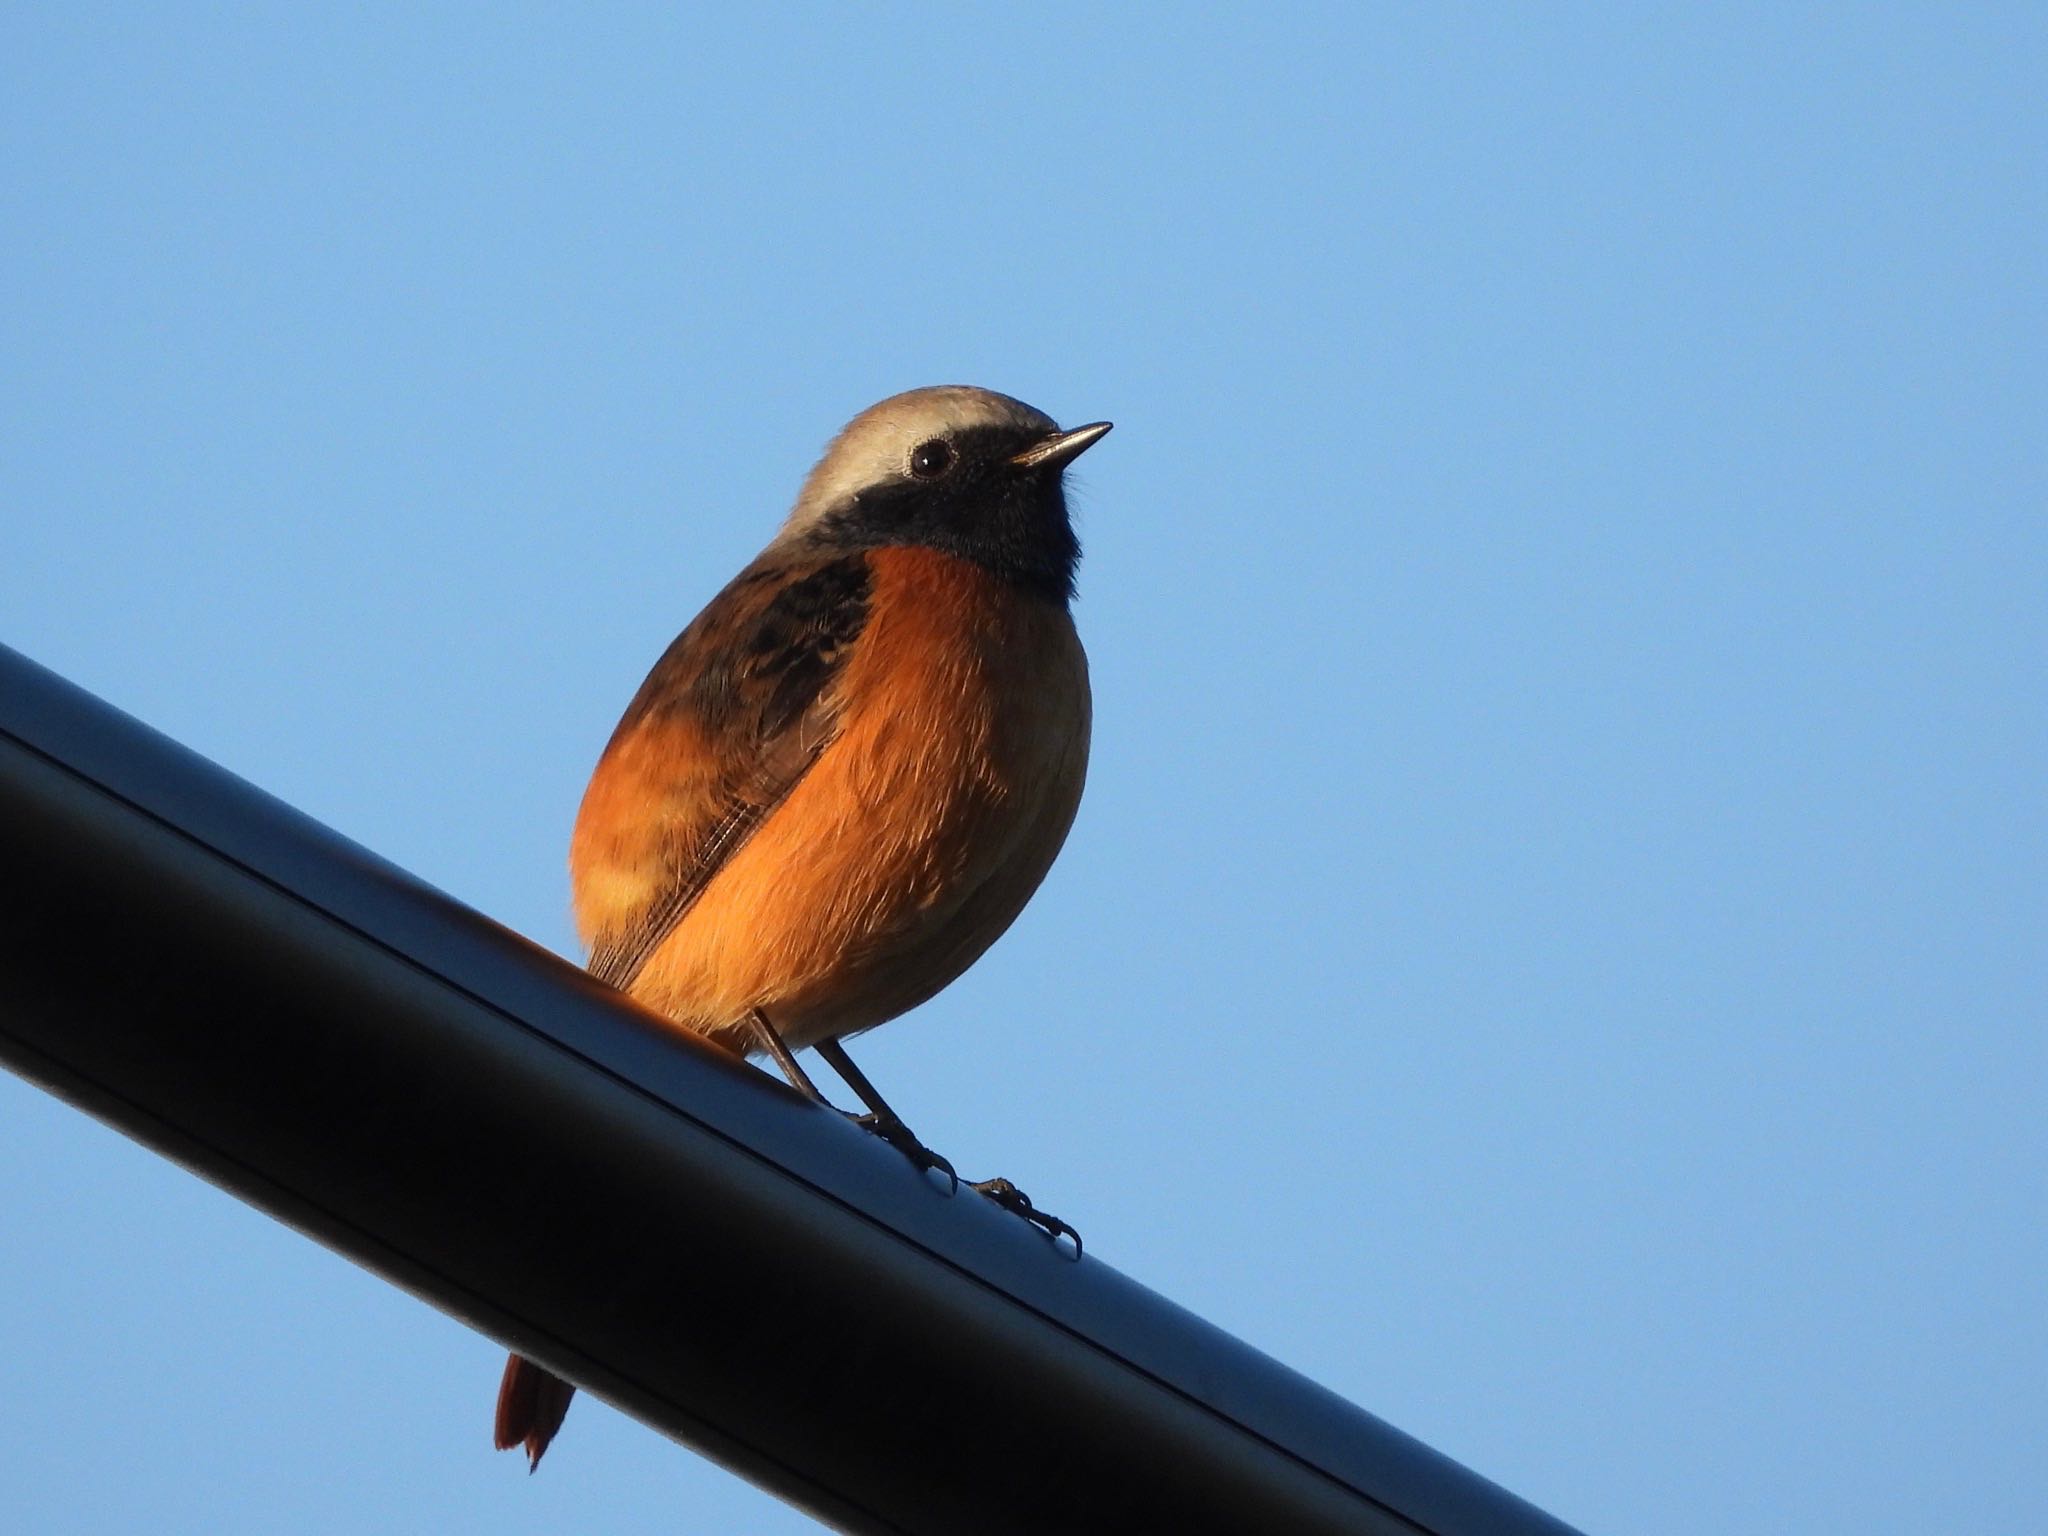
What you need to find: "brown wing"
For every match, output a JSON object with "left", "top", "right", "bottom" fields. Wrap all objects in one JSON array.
[{"left": 574, "top": 550, "right": 872, "bottom": 993}]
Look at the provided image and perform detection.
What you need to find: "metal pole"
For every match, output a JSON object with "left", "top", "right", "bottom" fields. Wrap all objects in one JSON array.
[{"left": 0, "top": 642, "right": 1585, "bottom": 1536}]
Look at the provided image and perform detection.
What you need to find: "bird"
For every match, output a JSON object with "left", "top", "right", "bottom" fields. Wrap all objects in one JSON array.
[{"left": 494, "top": 385, "right": 1109, "bottom": 1470}]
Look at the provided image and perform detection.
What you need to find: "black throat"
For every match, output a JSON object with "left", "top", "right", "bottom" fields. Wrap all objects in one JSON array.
[{"left": 804, "top": 425, "right": 1081, "bottom": 605}]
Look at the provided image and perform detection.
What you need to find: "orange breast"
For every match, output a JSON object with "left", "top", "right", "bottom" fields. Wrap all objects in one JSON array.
[{"left": 600, "top": 546, "right": 1089, "bottom": 1051}]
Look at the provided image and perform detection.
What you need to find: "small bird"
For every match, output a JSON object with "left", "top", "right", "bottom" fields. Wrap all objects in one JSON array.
[{"left": 495, "top": 385, "right": 1109, "bottom": 1469}]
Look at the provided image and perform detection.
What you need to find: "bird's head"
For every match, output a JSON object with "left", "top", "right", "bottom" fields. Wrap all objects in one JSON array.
[{"left": 777, "top": 386, "right": 1111, "bottom": 604}]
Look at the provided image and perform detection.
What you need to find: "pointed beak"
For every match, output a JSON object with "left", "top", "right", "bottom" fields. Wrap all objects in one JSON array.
[{"left": 1009, "top": 420, "right": 1113, "bottom": 471}]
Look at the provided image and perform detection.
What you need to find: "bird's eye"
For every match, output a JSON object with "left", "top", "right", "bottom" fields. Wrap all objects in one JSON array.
[{"left": 908, "top": 439, "right": 955, "bottom": 480}]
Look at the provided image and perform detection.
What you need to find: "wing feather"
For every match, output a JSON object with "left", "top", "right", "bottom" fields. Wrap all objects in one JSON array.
[{"left": 574, "top": 551, "right": 872, "bottom": 992}]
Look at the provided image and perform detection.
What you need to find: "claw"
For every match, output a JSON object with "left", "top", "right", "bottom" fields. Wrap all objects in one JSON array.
[
  {"left": 969, "top": 1177, "right": 1082, "bottom": 1257},
  {"left": 850, "top": 1112, "right": 958, "bottom": 1192}
]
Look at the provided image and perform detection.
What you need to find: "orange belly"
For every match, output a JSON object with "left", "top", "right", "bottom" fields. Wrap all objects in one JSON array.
[{"left": 576, "top": 546, "right": 1089, "bottom": 1052}]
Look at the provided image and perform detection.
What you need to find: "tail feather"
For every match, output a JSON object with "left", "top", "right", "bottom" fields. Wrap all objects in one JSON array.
[{"left": 495, "top": 1353, "right": 576, "bottom": 1471}]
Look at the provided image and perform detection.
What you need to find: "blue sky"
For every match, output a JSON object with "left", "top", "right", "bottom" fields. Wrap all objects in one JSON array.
[{"left": 3, "top": 6, "right": 2043, "bottom": 1532}]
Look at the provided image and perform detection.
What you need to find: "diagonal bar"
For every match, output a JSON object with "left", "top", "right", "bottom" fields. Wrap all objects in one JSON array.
[{"left": 0, "top": 641, "right": 1584, "bottom": 1536}]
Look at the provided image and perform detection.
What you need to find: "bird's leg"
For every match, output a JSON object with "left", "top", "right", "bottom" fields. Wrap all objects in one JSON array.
[
  {"left": 748, "top": 1017, "right": 952, "bottom": 1185},
  {"left": 966, "top": 1176, "right": 1083, "bottom": 1258},
  {"left": 812, "top": 1038, "right": 956, "bottom": 1190},
  {"left": 816, "top": 1041, "right": 1078, "bottom": 1251},
  {"left": 743, "top": 1009, "right": 832, "bottom": 1103}
]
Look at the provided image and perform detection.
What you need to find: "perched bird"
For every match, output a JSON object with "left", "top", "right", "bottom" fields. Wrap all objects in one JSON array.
[{"left": 495, "top": 385, "right": 1109, "bottom": 1469}]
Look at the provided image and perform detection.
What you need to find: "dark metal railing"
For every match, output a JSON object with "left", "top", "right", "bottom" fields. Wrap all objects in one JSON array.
[{"left": 0, "top": 641, "right": 1584, "bottom": 1536}]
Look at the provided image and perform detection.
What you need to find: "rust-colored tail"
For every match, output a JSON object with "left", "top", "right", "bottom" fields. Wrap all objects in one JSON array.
[{"left": 495, "top": 1353, "right": 576, "bottom": 1471}]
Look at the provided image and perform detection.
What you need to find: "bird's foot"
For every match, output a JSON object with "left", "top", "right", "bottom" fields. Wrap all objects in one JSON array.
[
  {"left": 850, "top": 1112, "right": 958, "bottom": 1191},
  {"left": 969, "top": 1177, "right": 1082, "bottom": 1257}
]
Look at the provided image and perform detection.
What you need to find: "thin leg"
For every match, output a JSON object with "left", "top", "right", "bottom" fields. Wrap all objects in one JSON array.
[
  {"left": 813, "top": 1038, "right": 956, "bottom": 1189},
  {"left": 816, "top": 1040, "right": 1079, "bottom": 1255},
  {"left": 814, "top": 1038, "right": 909, "bottom": 1123},
  {"left": 744, "top": 1009, "right": 830, "bottom": 1103}
]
